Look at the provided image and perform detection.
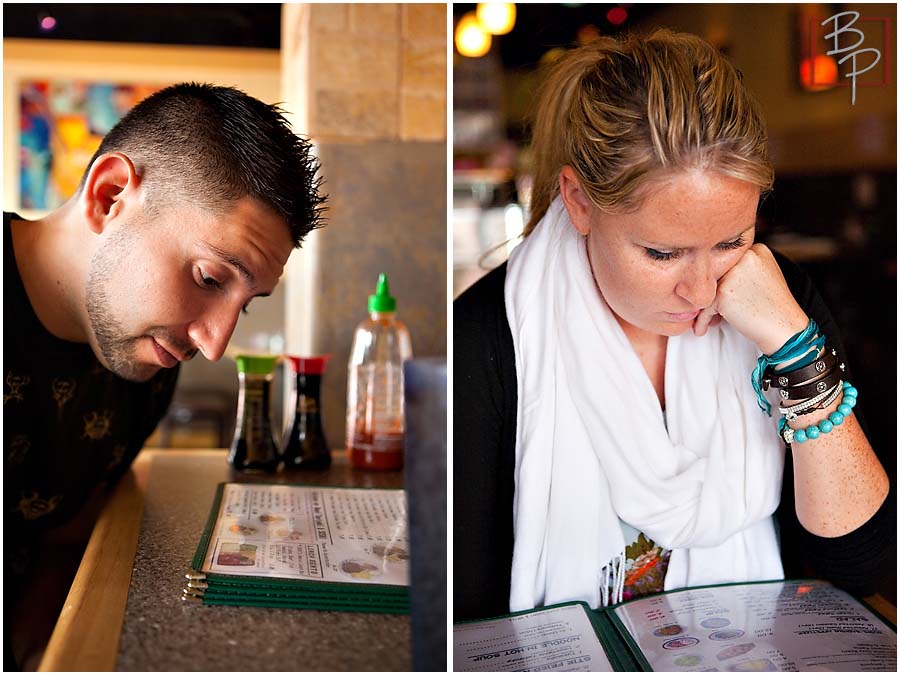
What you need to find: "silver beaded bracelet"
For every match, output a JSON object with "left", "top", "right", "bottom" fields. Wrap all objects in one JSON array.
[{"left": 779, "top": 380, "right": 842, "bottom": 420}]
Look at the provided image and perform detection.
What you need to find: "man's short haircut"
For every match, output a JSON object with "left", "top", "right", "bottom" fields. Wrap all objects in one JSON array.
[{"left": 80, "top": 82, "right": 325, "bottom": 247}]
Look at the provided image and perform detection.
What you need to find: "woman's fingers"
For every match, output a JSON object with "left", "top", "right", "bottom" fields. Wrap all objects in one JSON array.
[{"left": 693, "top": 304, "right": 720, "bottom": 337}]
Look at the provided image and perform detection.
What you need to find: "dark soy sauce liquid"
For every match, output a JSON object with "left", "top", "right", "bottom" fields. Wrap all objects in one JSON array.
[
  {"left": 228, "top": 376, "right": 280, "bottom": 472},
  {"left": 283, "top": 373, "right": 331, "bottom": 470}
]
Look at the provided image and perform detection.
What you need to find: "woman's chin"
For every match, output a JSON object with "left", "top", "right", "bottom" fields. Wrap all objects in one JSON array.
[{"left": 655, "top": 321, "right": 696, "bottom": 338}]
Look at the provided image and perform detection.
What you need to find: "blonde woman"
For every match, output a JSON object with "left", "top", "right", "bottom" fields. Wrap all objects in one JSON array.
[{"left": 453, "top": 29, "right": 892, "bottom": 620}]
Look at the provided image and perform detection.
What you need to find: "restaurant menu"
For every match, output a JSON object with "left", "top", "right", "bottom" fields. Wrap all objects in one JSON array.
[
  {"left": 454, "top": 603, "right": 615, "bottom": 672},
  {"left": 199, "top": 483, "right": 409, "bottom": 586},
  {"left": 454, "top": 580, "right": 896, "bottom": 672},
  {"left": 614, "top": 579, "right": 896, "bottom": 671}
]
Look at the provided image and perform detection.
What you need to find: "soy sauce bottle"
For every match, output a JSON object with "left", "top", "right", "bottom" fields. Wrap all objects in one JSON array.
[
  {"left": 228, "top": 354, "right": 280, "bottom": 473},
  {"left": 282, "top": 355, "right": 332, "bottom": 470}
]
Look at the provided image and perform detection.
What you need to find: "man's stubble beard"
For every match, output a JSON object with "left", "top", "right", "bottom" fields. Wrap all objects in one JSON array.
[{"left": 84, "top": 228, "right": 160, "bottom": 382}]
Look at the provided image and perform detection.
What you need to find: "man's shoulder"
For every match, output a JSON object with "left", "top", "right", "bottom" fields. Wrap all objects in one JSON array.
[
  {"left": 4, "top": 211, "right": 21, "bottom": 267},
  {"left": 5, "top": 212, "right": 42, "bottom": 340}
]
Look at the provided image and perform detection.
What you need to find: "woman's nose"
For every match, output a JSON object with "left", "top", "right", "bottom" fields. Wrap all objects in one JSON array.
[{"left": 674, "top": 259, "right": 717, "bottom": 309}]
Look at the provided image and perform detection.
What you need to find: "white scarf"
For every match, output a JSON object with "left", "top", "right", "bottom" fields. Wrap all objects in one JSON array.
[{"left": 505, "top": 197, "right": 785, "bottom": 612}]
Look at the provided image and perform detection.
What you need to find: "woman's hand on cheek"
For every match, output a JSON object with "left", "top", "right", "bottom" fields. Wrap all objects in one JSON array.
[{"left": 693, "top": 243, "right": 809, "bottom": 355}]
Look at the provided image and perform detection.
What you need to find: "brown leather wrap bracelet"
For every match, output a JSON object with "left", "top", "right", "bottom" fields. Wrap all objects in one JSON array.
[
  {"left": 776, "top": 370, "right": 842, "bottom": 401},
  {"left": 763, "top": 347, "right": 843, "bottom": 390}
]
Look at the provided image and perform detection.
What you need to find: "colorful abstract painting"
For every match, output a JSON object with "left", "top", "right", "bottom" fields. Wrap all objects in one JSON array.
[{"left": 19, "top": 81, "right": 161, "bottom": 209}]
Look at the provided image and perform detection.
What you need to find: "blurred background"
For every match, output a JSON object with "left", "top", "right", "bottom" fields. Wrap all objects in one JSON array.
[
  {"left": 453, "top": 2, "right": 895, "bottom": 598},
  {"left": 4, "top": 3, "right": 447, "bottom": 452}
]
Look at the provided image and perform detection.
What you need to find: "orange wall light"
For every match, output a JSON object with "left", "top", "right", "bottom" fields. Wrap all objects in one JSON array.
[{"left": 800, "top": 54, "right": 839, "bottom": 91}]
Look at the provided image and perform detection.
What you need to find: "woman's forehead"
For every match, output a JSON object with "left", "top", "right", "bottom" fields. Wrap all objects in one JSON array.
[{"left": 612, "top": 171, "right": 759, "bottom": 243}]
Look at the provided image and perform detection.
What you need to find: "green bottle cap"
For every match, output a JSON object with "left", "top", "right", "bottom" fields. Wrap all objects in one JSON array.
[
  {"left": 368, "top": 273, "right": 397, "bottom": 313},
  {"left": 235, "top": 354, "right": 279, "bottom": 375}
]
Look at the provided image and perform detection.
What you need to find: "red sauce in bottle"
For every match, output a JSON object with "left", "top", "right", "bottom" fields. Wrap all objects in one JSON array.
[{"left": 347, "top": 427, "right": 404, "bottom": 471}]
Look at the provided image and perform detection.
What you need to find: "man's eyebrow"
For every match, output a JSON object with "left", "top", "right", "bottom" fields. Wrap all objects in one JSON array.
[{"left": 203, "top": 242, "right": 258, "bottom": 290}]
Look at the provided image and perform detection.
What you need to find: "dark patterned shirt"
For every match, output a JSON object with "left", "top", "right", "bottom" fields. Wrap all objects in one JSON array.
[{"left": 4, "top": 212, "right": 179, "bottom": 590}]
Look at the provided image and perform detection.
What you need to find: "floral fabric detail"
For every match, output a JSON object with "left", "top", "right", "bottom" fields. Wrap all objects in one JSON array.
[{"left": 608, "top": 526, "right": 671, "bottom": 602}]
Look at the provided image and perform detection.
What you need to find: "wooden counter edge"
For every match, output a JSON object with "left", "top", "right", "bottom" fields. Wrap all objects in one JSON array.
[
  {"left": 38, "top": 450, "right": 157, "bottom": 672},
  {"left": 864, "top": 593, "right": 897, "bottom": 627}
]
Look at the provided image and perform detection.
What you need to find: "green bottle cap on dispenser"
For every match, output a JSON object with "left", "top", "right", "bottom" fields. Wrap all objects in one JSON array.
[
  {"left": 368, "top": 273, "right": 397, "bottom": 313},
  {"left": 234, "top": 354, "right": 279, "bottom": 375}
]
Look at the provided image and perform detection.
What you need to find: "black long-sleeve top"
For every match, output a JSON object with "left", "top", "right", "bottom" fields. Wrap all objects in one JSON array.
[{"left": 453, "top": 252, "right": 895, "bottom": 621}]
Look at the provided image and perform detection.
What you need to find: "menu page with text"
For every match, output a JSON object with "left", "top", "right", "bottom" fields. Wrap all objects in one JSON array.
[
  {"left": 612, "top": 579, "right": 896, "bottom": 672},
  {"left": 199, "top": 483, "right": 409, "bottom": 586},
  {"left": 454, "top": 603, "right": 615, "bottom": 672}
]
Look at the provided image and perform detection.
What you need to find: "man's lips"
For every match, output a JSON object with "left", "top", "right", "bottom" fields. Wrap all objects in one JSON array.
[{"left": 151, "top": 338, "right": 180, "bottom": 367}]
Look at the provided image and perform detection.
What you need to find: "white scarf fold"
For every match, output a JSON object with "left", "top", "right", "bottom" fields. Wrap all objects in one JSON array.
[{"left": 506, "top": 197, "right": 785, "bottom": 612}]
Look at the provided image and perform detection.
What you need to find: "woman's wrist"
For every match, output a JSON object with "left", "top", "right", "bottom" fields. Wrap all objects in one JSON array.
[{"left": 758, "top": 309, "right": 811, "bottom": 357}]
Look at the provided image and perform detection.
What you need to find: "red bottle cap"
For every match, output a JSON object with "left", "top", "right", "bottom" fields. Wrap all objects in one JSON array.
[{"left": 285, "top": 354, "right": 331, "bottom": 374}]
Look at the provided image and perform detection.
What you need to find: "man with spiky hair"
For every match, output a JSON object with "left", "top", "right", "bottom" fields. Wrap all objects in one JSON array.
[{"left": 4, "top": 83, "right": 325, "bottom": 669}]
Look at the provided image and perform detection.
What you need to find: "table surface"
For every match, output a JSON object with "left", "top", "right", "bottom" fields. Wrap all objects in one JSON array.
[
  {"left": 39, "top": 449, "right": 411, "bottom": 672},
  {"left": 36, "top": 449, "right": 896, "bottom": 671}
]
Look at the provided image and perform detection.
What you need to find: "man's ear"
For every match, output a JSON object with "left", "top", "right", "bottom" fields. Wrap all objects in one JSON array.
[
  {"left": 81, "top": 152, "right": 140, "bottom": 235},
  {"left": 558, "top": 166, "right": 594, "bottom": 236}
]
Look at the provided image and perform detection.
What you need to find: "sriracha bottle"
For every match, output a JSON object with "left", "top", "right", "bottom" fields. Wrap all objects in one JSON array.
[{"left": 346, "top": 274, "right": 413, "bottom": 470}]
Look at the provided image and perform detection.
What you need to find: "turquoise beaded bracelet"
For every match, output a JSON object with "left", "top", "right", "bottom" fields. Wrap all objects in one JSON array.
[{"left": 780, "top": 381, "right": 858, "bottom": 444}]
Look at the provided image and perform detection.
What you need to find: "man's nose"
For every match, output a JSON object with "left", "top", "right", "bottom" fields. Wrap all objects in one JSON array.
[
  {"left": 187, "top": 306, "right": 241, "bottom": 362},
  {"left": 674, "top": 258, "right": 717, "bottom": 309}
]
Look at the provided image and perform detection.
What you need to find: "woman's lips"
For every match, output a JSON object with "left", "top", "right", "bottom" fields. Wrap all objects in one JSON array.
[
  {"left": 151, "top": 338, "right": 178, "bottom": 367},
  {"left": 666, "top": 310, "right": 701, "bottom": 322}
]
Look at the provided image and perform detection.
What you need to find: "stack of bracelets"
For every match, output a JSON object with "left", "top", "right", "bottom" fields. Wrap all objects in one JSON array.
[{"left": 751, "top": 319, "right": 859, "bottom": 445}]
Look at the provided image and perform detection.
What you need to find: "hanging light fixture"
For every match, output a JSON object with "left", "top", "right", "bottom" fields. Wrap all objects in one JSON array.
[
  {"left": 476, "top": 3, "right": 516, "bottom": 36},
  {"left": 455, "top": 11, "right": 492, "bottom": 58}
]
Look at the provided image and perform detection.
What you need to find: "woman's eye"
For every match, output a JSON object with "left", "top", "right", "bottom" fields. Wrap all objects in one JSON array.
[
  {"left": 645, "top": 248, "right": 678, "bottom": 261},
  {"left": 717, "top": 236, "right": 746, "bottom": 251}
]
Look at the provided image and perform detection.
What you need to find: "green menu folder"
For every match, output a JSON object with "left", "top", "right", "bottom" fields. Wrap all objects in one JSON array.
[{"left": 184, "top": 482, "right": 410, "bottom": 613}]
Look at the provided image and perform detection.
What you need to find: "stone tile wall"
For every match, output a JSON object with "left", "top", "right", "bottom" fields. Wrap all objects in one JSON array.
[
  {"left": 280, "top": 4, "right": 447, "bottom": 449},
  {"left": 288, "top": 3, "right": 446, "bottom": 143}
]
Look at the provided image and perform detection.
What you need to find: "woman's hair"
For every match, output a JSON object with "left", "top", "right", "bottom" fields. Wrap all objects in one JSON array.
[{"left": 525, "top": 28, "right": 773, "bottom": 235}]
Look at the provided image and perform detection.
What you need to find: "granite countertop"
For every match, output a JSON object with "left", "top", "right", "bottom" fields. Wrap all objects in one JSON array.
[{"left": 116, "top": 451, "right": 411, "bottom": 671}]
